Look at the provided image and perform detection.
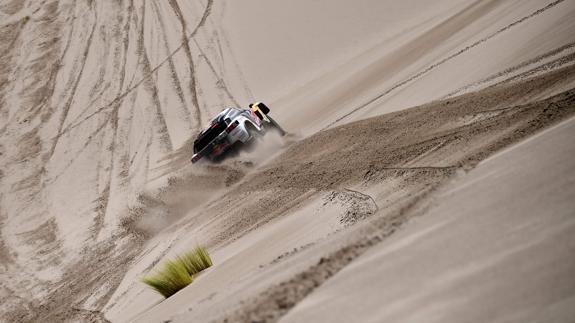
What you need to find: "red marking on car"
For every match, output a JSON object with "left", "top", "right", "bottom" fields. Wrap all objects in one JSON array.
[
  {"left": 250, "top": 110, "right": 261, "bottom": 125},
  {"left": 226, "top": 120, "right": 240, "bottom": 133},
  {"left": 211, "top": 142, "right": 228, "bottom": 155}
]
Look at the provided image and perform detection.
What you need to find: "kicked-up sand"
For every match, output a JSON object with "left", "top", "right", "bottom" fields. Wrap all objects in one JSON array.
[{"left": 0, "top": 0, "right": 574, "bottom": 322}]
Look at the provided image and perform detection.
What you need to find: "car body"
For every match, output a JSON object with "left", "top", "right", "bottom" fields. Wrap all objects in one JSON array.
[{"left": 191, "top": 103, "right": 281, "bottom": 163}]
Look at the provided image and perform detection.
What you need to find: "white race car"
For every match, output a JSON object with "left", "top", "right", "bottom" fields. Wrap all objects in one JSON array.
[{"left": 191, "top": 102, "right": 284, "bottom": 163}]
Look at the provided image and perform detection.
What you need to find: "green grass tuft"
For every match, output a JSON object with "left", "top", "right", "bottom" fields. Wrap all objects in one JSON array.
[
  {"left": 178, "top": 245, "right": 213, "bottom": 276},
  {"left": 141, "top": 245, "right": 213, "bottom": 298}
]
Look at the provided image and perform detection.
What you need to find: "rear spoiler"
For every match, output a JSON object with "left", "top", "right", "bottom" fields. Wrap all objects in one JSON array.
[{"left": 250, "top": 102, "right": 270, "bottom": 122}]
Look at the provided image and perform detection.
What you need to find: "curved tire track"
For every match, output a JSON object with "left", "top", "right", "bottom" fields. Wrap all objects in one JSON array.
[
  {"left": 168, "top": 0, "right": 204, "bottom": 128},
  {"left": 57, "top": 0, "right": 213, "bottom": 137},
  {"left": 327, "top": 0, "right": 567, "bottom": 129}
]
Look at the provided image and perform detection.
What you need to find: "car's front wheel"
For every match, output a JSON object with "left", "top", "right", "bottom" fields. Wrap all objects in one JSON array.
[{"left": 266, "top": 116, "right": 286, "bottom": 136}]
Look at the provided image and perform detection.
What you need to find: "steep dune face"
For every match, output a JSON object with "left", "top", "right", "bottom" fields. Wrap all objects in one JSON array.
[
  {"left": 1, "top": 0, "right": 574, "bottom": 322},
  {"left": 228, "top": 0, "right": 575, "bottom": 134},
  {"left": 0, "top": 0, "right": 252, "bottom": 320},
  {"left": 126, "top": 65, "right": 575, "bottom": 323}
]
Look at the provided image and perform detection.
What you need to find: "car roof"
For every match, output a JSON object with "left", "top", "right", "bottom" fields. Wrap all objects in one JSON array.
[
  {"left": 212, "top": 107, "right": 243, "bottom": 122},
  {"left": 199, "top": 107, "right": 243, "bottom": 132}
]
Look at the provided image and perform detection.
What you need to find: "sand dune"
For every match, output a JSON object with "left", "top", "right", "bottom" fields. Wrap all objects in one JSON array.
[
  {"left": 1, "top": 0, "right": 574, "bottom": 322},
  {"left": 281, "top": 111, "right": 575, "bottom": 323}
]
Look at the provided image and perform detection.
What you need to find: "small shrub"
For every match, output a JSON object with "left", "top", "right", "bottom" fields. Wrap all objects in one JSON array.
[
  {"left": 178, "top": 245, "right": 213, "bottom": 276},
  {"left": 142, "top": 245, "right": 213, "bottom": 298}
]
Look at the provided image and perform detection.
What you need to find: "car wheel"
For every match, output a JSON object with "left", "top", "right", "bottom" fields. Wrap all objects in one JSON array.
[{"left": 267, "top": 116, "right": 286, "bottom": 136}]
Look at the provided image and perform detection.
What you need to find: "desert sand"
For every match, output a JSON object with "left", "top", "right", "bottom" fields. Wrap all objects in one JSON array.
[
  {"left": 0, "top": 0, "right": 574, "bottom": 322},
  {"left": 281, "top": 108, "right": 575, "bottom": 323}
]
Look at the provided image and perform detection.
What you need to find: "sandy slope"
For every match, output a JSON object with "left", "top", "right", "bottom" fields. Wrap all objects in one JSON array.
[
  {"left": 229, "top": 0, "right": 575, "bottom": 134},
  {"left": 0, "top": 0, "right": 574, "bottom": 322},
  {"left": 281, "top": 115, "right": 575, "bottom": 323},
  {"left": 0, "top": 0, "right": 251, "bottom": 320},
  {"left": 109, "top": 66, "right": 575, "bottom": 322},
  {"left": 206, "top": 67, "right": 575, "bottom": 323}
]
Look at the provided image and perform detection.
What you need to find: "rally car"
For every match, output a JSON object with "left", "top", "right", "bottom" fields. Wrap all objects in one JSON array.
[{"left": 191, "top": 102, "right": 284, "bottom": 163}]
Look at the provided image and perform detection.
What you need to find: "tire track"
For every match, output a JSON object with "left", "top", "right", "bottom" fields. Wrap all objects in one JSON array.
[
  {"left": 326, "top": 0, "right": 567, "bottom": 129},
  {"left": 218, "top": 69, "right": 575, "bottom": 323},
  {"left": 0, "top": 20, "right": 26, "bottom": 130},
  {"left": 19, "top": 2, "right": 77, "bottom": 128},
  {"left": 0, "top": 7, "right": 62, "bottom": 133},
  {"left": 127, "top": 122, "right": 154, "bottom": 185},
  {"left": 491, "top": 51, "right": 575, "bottom": 89},
  {"left": 168, "top": 0, "right": 204, "bottom": 128},
  {"left": 151, "top": 1, "right": 193, "bottom": 129},
  {"left": 42, "top": 11, "right": 128, "bottom": 185},
  {"left": 123, "top": 3, "right": 142, "bottom": 93},
  {"left": 125, "top": 92, "right": 141, "bottom": 167},
  {"left": 45, "top": 1, "right": 97, "bottom": 162},
  {"left": 0, "top": 0, "right": 26, "bottom": 16},
  {"left": 0, "top": 18, "right": 26, "bottom": 59},
  {"left": 0, "top": 3, "right": 68, "bottom": 230},
  {"left": 118, "top": 0, "right": 135, "bottom": 93},
  {"left": 445, "top": 42, "right": 575, "bottom": 98},
  {"left": 0, "top": 2, "right": 68, "bottom": 319},
  {"left": 46, "top": 114, "right": 111, "bottom": 185},
  {"left": 211, "top": 2, "right": 256, "bottom": 102},
  {"left": 56, "top": 0, "right": 213, "bottom": 139},
  {"left": 88, "top": 5, "right": 110, "bottom": 102},
  {"left": 192, "top": 37, "right": 240, "bottom": 106},
  {"left": 59, "top": 0, "right": 134, "bottom": 136},
  {"left": 46, "top": 1, "right": 138, "bottom": 185},
  {"left": 137, "top": 1, "right": 173, "bottom": 154},
  {"left": 3, "top": 0, "right": 67, "bottom": 186},
  {"left": 214, "top": 26, "right": 255, "bottom": 102},
  {"left": 92, "top": 0, "right": 136, "bottom": 240}
]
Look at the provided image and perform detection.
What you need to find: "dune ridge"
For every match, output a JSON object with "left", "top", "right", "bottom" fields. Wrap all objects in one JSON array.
[{"left": 1, "top": 0, "right": 574, "bottom": 322}]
